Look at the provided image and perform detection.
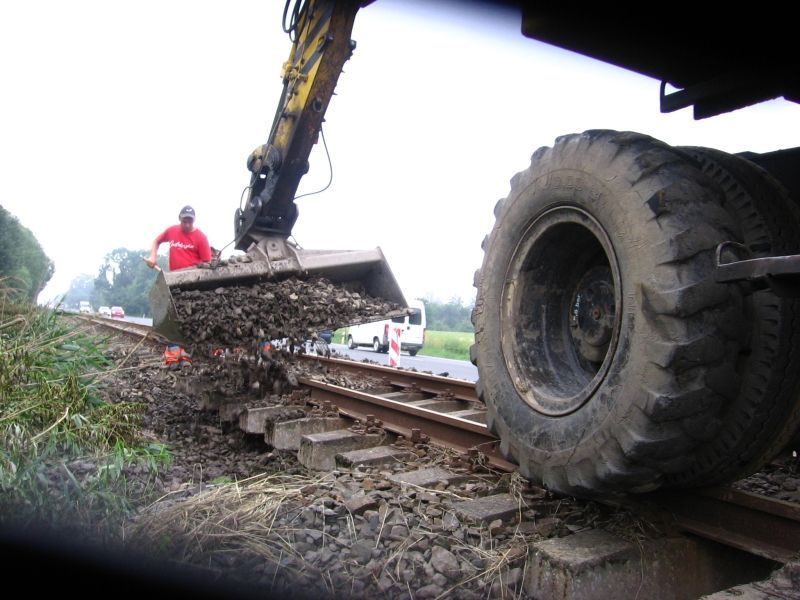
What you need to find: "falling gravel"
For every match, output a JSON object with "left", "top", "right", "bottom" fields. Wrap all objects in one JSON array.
[{"left": 172, "top": 277, "right": 404, "bottom": 352}]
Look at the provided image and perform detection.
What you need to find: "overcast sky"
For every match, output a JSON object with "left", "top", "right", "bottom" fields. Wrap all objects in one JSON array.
[{"left": 2, "top": 0, "right": 798, "bottom": 308}]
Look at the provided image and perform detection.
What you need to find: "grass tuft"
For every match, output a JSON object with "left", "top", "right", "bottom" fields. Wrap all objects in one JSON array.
[
  {"left": 418, "top": 330, "right": 474, "bottom": 361},
  {"left": 0, "top": 287, "right": 170, "bottom": 541}
]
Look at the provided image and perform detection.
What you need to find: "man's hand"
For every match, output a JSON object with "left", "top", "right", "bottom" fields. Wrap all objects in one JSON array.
[{"left": 143, "top": 257, "right": 160, "bottom": 270}]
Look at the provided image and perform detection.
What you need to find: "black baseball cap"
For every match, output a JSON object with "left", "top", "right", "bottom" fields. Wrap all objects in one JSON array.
[{"left": 179, "top": 205, "right": 196, "bottom": 220}]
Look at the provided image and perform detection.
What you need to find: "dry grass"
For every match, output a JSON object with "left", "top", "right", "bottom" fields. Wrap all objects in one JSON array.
[
  {"left": 126, "top": 472, "right": 336, "bottom": 586},
  {"left": 125, "top": 451, "right": 541, "bottom": 598}
]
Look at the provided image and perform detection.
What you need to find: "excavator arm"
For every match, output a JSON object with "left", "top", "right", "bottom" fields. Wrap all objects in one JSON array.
[
  {"left": 234, "top": 0, "right": 364, "bottom": 250},
  {"left": 150, "top": 0, "right": 408, "bottom": 344}
]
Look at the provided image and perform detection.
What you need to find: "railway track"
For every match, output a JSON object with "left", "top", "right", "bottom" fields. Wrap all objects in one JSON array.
[
  {"left": 296, "top": 354, "right": 800, "bottom": 564},
  {"left": 82, "top": 315, "right": 167, "bottom": 341},
  {"left": 79, "top": 315, "right": 800, "bottom": 566}
]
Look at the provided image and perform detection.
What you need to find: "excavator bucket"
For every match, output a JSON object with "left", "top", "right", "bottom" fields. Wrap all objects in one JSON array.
[{"left": 150, "top": 236, "right": 408, "bottom": 344}]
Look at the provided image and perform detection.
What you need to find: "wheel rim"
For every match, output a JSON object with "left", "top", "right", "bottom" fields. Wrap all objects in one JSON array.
[{"left": 501, "top": 206, "right": 621, "bottom": 416}]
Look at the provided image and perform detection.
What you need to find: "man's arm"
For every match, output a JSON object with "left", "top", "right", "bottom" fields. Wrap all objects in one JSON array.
[
  {"left": 197, "top": 231, "right": 212, "bottom": 263},
  {"left": 145, "top": 231, "right": 167, "bottom": 269}
]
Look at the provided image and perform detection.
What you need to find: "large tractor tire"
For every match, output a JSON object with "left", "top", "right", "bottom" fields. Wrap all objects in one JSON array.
[
  {"left": 472, "top": 130, "right": 756, "bottom": 496},
  {"left": 673, "top": 146, "right": 800, "bottom": 481}
]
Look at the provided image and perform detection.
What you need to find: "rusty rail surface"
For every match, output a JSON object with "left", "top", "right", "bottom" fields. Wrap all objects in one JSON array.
[
  {"left": 650, "top": 486, "right": 800, "bottom": 563},
  {"left": 298, "top": 376, "right": 515, "bottom": 471},
  {"left": 297, "top": 354, "right": 478, "bottom": 403},
  {"left": 74, "top": 314, "right": 169, "bottom": 343}
]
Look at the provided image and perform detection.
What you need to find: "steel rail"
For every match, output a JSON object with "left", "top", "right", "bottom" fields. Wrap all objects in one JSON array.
[
  {"left": 646, "top": 486, "right": 800, "bottom": 563},
  {"left": 297, "top": 354, "right": 479, "bottom": 403},
  {"left": 92, "top": 319, "right": 156, "bottom": 338},
  {"left": 303, "top": 357, "right": 800, "bottom": 562},
  {"left": 74, "top": 314, "right": 169, "bottom": 343},
  {"left": 298, "top": 376, "right": 515, "bottom": 471}
]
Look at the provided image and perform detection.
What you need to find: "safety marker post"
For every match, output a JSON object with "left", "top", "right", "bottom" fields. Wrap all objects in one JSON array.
[{"left": 388, "top": 326, "right": 402, "bottom": 367}]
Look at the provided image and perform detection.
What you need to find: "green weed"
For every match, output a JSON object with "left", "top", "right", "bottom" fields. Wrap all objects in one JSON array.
[
  {"left": 418, "top": 330, "right": 474, "bottom": 361},
  {"left": 0, "top": 290, "right": 171, "bottom": 541}
]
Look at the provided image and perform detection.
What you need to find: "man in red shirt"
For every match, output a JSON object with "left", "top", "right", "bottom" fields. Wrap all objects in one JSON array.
[{"left": 145, "top": 205, "right": 212, "bottom": 271}]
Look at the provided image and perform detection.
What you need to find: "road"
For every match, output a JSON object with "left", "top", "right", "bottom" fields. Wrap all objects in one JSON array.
[
  {"left": 126, "top": 316, "right": 153, "bottom": 326},
  {"left": 326, "top": 343, "right": 478, "bottom": 382}
]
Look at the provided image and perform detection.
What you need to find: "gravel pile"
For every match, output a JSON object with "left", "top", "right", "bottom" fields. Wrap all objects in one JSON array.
[
  {"left": 734, "top": 452, "right": 799, "bottom": 502},
  {"left": 172, "top": 277, "right": 403, "bottom": 352},
  {"left": 98, "top": 342, "right": 295, "bottom": 489},
  {"left": 189, "top": 346, "right": 301, "bottom": 401},
  {"left": 128, "top": 462, "right": 593, "bottom": 600}
]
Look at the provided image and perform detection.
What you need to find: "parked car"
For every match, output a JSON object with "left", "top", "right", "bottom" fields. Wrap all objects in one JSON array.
[
  {"left": 98, "top": 306, "right": 111, "bottom": 317},
  {"left": 110, "top": 306, "right": 125, "bottom": 319},
  {"left": 318, "top": 329, "right": 333, "bottom": 344},
  {"left": 79, "top": 301, "right": 93, "bottom": 314}
]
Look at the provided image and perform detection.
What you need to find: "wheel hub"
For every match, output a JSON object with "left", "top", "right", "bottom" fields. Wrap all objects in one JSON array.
[
  {"left": 501, "top": 206, "right": 621, "bottom": 416},
  {"left": 570, "top": 266, "right": 615, "bottom": 364}
]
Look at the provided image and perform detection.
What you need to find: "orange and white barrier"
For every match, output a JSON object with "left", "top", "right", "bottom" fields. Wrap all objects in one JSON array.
[{"left": 388, "top": 326, "right": 402, "bottom": 367}]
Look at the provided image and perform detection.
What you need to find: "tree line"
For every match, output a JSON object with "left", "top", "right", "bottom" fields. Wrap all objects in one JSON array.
[
  {"left": 0, "top": 205, "right": 54, "bottom": 302},
  {"left": 421, "top": 295, "right": 475, "bottom": 332},
  {"left": 63, "top": 248, "right": 166, "bottom": 316}
]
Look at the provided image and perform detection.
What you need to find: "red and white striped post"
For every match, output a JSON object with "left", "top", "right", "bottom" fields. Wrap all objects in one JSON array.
[{"left": 388, "top": 326, "right": 402, "bottom": 367}]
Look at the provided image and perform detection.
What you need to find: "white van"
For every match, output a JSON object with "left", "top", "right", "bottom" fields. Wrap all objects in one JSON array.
[
  {"left": 79, "top": 301, "right": 93, "bottom": 314},
  {"left": 346, "top": 299, "right": 426, "bottom": 356}
]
